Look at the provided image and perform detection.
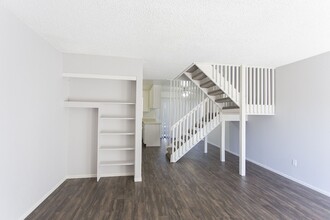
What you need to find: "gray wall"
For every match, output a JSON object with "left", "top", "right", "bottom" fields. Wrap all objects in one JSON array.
[
  {"left": 211, "top": 52, "right": 330, "bottom": 196},
  {"left": 0, "top": 6, "right": 66, "bottom": 219}
]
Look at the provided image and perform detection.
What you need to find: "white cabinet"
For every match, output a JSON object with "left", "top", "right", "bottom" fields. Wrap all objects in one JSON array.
[
  {"left": 149, "top": 85, "right": 161, "bottom": 109},
  {"left": 143, "top": 90, "right": 150, "bottom": 112},
  {"left": 143, "top": 122, "right": 161, "bottom": 147},
  {"left": 143, "top": 85, "right": 161, "bottom": 111}
]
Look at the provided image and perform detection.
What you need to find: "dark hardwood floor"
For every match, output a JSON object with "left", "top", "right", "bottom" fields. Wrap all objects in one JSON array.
[{"left": 27, "top": 143, "right": 330, "bottom": 220}]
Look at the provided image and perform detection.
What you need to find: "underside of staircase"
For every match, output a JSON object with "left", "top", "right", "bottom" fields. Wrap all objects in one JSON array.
[
  {"left": 168, "top": 62, "right": 275, "bottom": 176},
  {"left": 188, "top": 65, "right": 240, "bottom": 110}
]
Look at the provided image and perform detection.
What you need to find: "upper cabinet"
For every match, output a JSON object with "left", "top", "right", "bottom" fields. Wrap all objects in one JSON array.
[
  {"left": 149, "top": 85, "right": 161, "bottom": 109},
  {"left": 143, "top": 85, "right": 161, "bottom": 112},
  {"left": 143, "top": 90, "right": 150, "bottom": 112}
]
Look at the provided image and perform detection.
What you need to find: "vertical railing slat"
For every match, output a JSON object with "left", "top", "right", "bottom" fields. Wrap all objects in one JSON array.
[
  {"left": 248, "top": 67, "right": 252, "bottom": 114},
  {"left": 257, "top": 68, "right": 260, "bottom": 114},
  {"left": 261, "top": 68, "right": 264, "bottom": 114},
  {"left": 229, "top": 66, "right": 232, "bottom": 97},
  {"left": 265, "top": 68, "right": 269, "bottom": 114},
  {"left": 272, "top": 69, "right": 275, "bottom": 114}
]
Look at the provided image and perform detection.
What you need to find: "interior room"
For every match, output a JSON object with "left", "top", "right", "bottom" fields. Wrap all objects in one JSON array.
[{"left": 1, "top": 1, "right": 330, "bottom": 219}]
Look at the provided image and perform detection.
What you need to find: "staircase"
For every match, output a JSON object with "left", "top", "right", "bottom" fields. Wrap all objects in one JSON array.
[
  {"left": 167, "top": 97, "right": 221, "bottom": 162},
  {"left": 168, "top": 63, "right": 275, "bottom": 175}
]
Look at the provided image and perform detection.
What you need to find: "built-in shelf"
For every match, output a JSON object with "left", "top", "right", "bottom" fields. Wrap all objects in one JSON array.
[
  {"left": 99, "top": 160, "right": 134, "bottom": 166},
  {"left": 64, "top": 100, "right": 135, "bottom": 108},
  {"left": 100, "top": 117, "right": 135, "bottom": 120},
  {"left": 99, "top": 132, "right": 135, "bottom": 136},
  {"left": 64, "top": 72, "right": 140, "bottom": 182},
  {"left": 99, "top": 146, "right": 135, "bottom": 151},
  {"left": 63, "top": 73, "right": 137, "bottom": 81}
]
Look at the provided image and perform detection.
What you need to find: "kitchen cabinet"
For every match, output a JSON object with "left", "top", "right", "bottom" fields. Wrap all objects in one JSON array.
[
  {"left": 143, "top": 120, "right": 161, "bottom": 147},
  {"left": 149, "top": 85, "right": 161, "bottom": 109}
]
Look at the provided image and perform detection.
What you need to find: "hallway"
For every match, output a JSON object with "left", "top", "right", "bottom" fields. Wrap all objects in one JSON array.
[{"left": 27, "top": 143, "right": 330, "bottom": 219}]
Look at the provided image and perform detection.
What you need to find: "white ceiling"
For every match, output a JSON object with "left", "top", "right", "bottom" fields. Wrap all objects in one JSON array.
[{"left": 2, "top": 0, "right": 330, "bottom": 79}]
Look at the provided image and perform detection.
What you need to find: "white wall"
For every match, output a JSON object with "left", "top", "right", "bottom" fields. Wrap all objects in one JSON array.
[
  {"left": 63, "top": 53, "right": 143, "bottom": 77},
  {"left": 63, "top": 53, "right": 143, "bottom": 180},
  {"left": 224, "top": 52, "right": 330, "bottom": 196},
  {"left": 0, "top": 6, "right": 66, "bottom": 220}
]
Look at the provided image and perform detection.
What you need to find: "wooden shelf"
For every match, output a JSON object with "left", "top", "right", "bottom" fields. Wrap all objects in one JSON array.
[
  {"left": 99, "top": 132, "right": 135, "bottom": 136},
  {"left": 99, "top": 160, "right": 134, "bottom": 166},
  {"left": 99, "top": 146, "right": 135, "bottom": 151},
  {"left": 63, "top": 73, "right": 136, "bottom": 81},
  {"left": 100, "top": 117, "right": 135, "bottom": 120},
  {"left": 64, "top": 100, "right": 135, "bottom": 108}
]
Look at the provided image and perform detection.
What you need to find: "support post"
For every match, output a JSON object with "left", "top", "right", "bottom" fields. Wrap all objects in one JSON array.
[
  {"left": 221, "top": 121, "right": 225, "bottom": 162},
  {"left": 204, "top": 136, "right": 208, "bottom": 153},
  {"left": 239, "top": 65, "right": 246, "bottom": 176}
]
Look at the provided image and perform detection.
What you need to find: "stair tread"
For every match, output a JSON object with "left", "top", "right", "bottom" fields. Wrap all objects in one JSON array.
[
  {"left": 192, "top": 72, "right": 207, "bottom": 80},
  {"left": 208, "top": 89, "right": 224, "bottom": 95},
  {"left": 200, "top": 80, "right": 215, "bottom": 88},
  {"left": 223, "top": 106, "right": 239, "bottom": 110},
  {"left": 215, "top": 97, "right": 232, "bottom": 103}
]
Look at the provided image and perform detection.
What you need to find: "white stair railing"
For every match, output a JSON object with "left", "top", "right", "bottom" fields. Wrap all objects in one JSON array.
[
  {"left": 192, "top": 63, "right": 276, "bottom": 115},
  {"left": 245, "top": 67, "right": 275, "bottom": 115},
  {"left": 170, "top": 97, "right": 221, "bottom": 162},
  {"left": 210, "top": 64, "right": 241, "bottom": 106},
  {"left": 170, "top": 79, "right": 205, "bottom": 126}
]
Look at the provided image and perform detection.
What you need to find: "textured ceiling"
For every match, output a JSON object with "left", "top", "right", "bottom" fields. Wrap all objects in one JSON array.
[{"left": 2, "top": 0, "right": 330, "bottom": 79}]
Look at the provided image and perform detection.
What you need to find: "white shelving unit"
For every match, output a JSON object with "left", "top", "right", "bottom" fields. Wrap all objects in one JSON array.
[
  {"left": 64, "top": 73, "right": 141, "bottom": 182},
  {"left": 63, "top": 72, "right": 136, "bottom": 81},
  {"left": 99, "top": 146, "right": 135, "bottom": 151},
  {"left": 99, "top": 132, "right": 135, "bottom": 135},
  {"left": 99, "top": 161, "right": 135, "bottom": 166}
]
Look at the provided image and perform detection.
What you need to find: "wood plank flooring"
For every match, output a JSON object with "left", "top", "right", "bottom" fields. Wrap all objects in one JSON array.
[{"left": 27, "top": 143, "right": 330, "bottom": 219}]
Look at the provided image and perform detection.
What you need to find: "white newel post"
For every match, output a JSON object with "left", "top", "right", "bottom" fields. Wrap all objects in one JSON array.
[
  {"left": 221, "top": 121, "right": 225, "bottom": 162},
  {"left": 204, "top": 136, "right": 208, "bottom": 153},
  {"left": 239, "top": 65, "right": 246, "bottom": 176}
]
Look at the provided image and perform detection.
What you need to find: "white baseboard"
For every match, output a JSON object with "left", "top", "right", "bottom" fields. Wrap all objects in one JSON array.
[
  {"left": 99, "top": 172, "right": 134, "bottom": 178},
  {"left": 66, "top": 174, "right": 97, "bottom": 179},
  {"left": 207, "top": 141, "right": 222, "bottom": 149},
  {"left": 19, "top": 177, "right": 67, "bottom": 220},
  {"left": 207, "top": 142, "right": 330, "bottom": 197}
]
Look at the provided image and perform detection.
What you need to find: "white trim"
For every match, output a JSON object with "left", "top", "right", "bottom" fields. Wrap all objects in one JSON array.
[
  {"left": 98, "top": 172, "right": 134, "bottom": 178},
  {"left": 63, "top": 73, "right": 137, "bottom": 81},
  {"left": 64, "top": 101, "right": 135, "bottom": 108},
  {"left": 207, "top": 142, "right": 330, "bottom": 197},
  {"left": 66, "top": 174, "right": 97, "bottom": 179},
  {"left": 19, "top": 177, "right": 66, "bottom": 220},
  {"left": 134, "top": 176, "right": 142, "bottom": 182}
]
